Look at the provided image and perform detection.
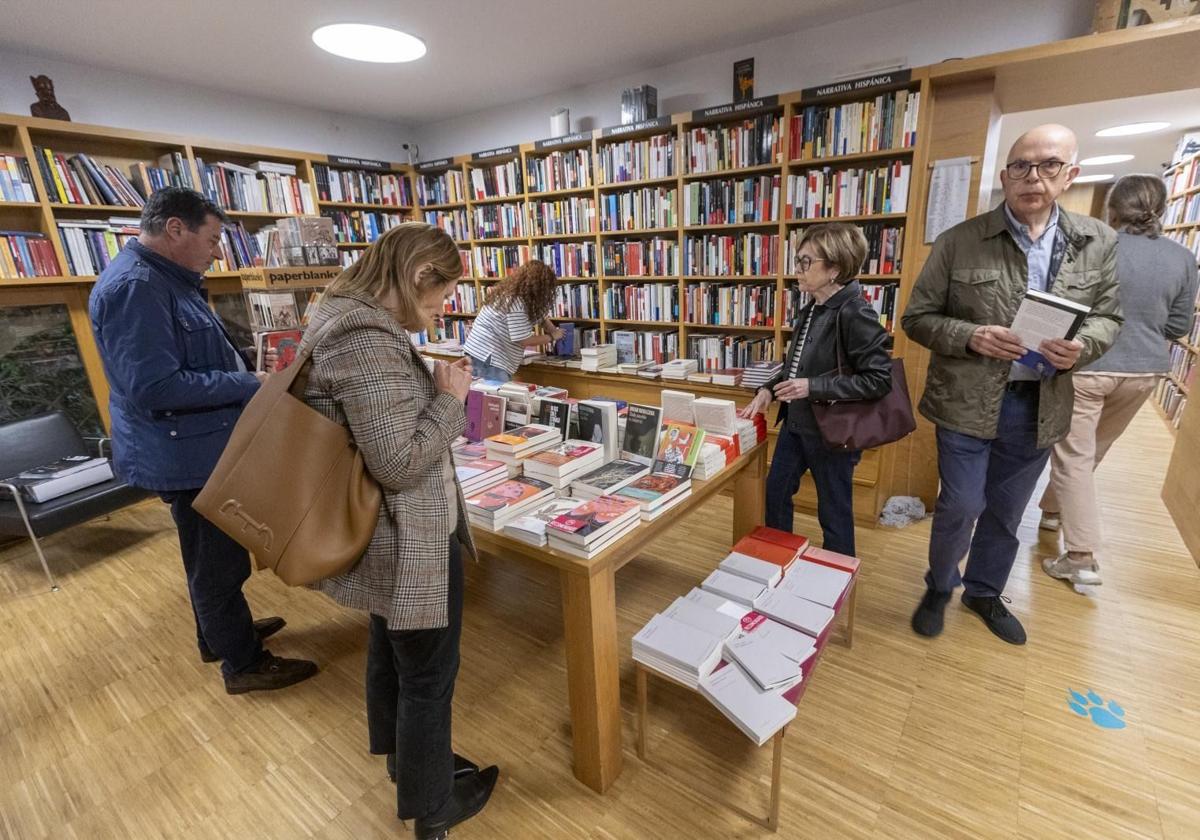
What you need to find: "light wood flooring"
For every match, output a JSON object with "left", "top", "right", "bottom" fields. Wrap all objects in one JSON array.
[{"left": 2, "top": 402, "right": 1197, "bottom": 839}]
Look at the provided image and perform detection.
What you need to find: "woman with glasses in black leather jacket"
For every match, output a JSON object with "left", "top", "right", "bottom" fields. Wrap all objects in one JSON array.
[{"left": 739, "top": 222, "right": 892, "bottom": 556}]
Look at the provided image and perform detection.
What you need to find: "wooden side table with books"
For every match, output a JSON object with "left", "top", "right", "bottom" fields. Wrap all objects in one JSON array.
[{"left": 468, "top": 441, "right": 768, "bottom": 794}]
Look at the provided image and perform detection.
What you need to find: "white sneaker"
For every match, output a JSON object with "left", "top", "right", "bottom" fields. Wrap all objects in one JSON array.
[
  {"left": 1038, "top": 513, "right": 1061, "bottom": 532},
  {"left": 1042, "top": 553, "right": 1102, "bottom": 594}
]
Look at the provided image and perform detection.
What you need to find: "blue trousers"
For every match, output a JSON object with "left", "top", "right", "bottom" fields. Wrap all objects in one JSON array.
[
  {"left": 765, "top": 425, "right": 860, "bottom": 557},
  {"left": 468, "top": 354, "right": 512, "bottom": 382},
  {"left": 926, "top": 387, "right": 1050, "bottom": 598}
]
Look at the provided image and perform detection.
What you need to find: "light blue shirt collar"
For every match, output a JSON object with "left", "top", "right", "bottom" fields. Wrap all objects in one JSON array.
[{"left": 1003, "top": 202, "right": 1059, "bottom": 250}]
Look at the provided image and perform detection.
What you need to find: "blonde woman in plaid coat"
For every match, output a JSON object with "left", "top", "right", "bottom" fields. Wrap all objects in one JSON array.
[{"left": 302, "top": 223, "right": 498, "bottom": 840}]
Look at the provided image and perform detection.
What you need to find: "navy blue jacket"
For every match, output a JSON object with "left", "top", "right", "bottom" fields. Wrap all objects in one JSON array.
[{"left": 89, "top": 240, "right": 259, "bottom": 491}]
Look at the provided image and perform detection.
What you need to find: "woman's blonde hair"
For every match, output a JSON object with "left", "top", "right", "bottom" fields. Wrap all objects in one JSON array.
[
  {"left": 1106, "top": 174, "right": 1166, "bottom": 238},
  {"left": 795, "top": 222, "right": 868, "bottom": 284},
  {"left": 325, "top": 222, "right": 463, "bottom": 330}
]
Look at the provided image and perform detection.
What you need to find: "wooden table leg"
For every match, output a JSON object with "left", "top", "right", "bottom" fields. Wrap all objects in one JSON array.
[
  {"left": 636, "top": 664, "right": 648, "bottom": 760},
  {"left": 767, "top": 727, "right": 785, "bottom": 832},
  {"left": 560, "top": 566, "right": 623, "bottom": 793},
  {"left": 732, "top": 445, "right": 768, "bottom": 542},
  {"left": 844, "top": 578, "right": 858, "bottom": 649}
]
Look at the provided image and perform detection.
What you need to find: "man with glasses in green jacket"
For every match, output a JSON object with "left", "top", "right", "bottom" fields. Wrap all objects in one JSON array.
[{"left": 903, "top": 124, "right": 1121, "bottom": 645}]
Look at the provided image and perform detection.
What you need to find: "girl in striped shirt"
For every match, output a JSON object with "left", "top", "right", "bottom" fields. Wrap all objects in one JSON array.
[{"left": 463, "top": 260, "right": 563, "bottom": 381}]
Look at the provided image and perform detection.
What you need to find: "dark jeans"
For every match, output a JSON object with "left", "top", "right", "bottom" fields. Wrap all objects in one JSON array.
[
  {"left": 366, "top": 536, "right": 464, "bottom": 821},
  {"left": 765, "top": 424, "right": 861, "bottom": 556},
  {"left": 161, "top": 489, "right": 262, "bottom": 677},
  {"left": 926, "top": 386, "right": 1050, "bottom": 598}
]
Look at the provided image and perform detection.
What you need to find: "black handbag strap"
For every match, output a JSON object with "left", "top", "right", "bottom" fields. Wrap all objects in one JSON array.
[{"left": 831, "top": 305, "right": 850, "bottom": 377}]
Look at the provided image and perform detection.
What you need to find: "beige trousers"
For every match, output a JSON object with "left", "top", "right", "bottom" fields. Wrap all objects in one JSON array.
[{"left": 1039, "top": 373, "right": 1158, "bottom": 557}]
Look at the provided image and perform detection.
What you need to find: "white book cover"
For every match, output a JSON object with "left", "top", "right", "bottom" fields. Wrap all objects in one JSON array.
[
  {"left": 724, "top": 619, "right": 816, "bottom": 691},
  {"left": 663, "top": 596, "right": 741, "bottom": 641},
  {"left": 633, "top": 613, "right": 723, "bottom": 674},
  {"left": 753, "top": 588, "right": 835, "bottom": 638},
  {"left": 660, "top": 389, "right": 696, "bottom": 424},
  {"left": 778, "top": 560, "right": 852, "bottom": 608},
  {"left": 720, "top": 552, "right": 783, "bottom": 587},
  {"left": 692, "top": 397, "right": 737, "bottom": 437},
  {"left": 701, "top": 569, "right": 767, "bottom": 607},
  {"left": 699, "top": 662, "right": 797, "bottom": 746}
]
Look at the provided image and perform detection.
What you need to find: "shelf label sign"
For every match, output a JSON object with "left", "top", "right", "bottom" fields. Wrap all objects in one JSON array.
[
  {"left": 801, "top": 69, "right": 913, "bottom": 103},
  {"left": 690, "top": 95, "right": 779, "bottom": 123},
  {"left": 417, "top": 158, "right": 455, "bottom": 172},
  {"left": 534, "top": 132, "right": 591, "bottom": 151},
  {"left": 472, "top": 145, "right": 518, "bottom": 161},
  {"left": 600, "top": 115, "right": 672, "bottom": 138},
  {"left": 328, "top": 155, "right": 390, "bottom": 170}
]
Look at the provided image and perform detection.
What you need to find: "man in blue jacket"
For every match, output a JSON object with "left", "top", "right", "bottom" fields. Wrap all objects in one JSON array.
[{"left": 89, "top": 187, "right": 317, "bottom": 694}]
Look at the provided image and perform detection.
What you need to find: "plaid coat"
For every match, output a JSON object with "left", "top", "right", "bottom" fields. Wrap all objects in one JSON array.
[{"left": 302, "top": 290, "right": 475, "bottom": 630}]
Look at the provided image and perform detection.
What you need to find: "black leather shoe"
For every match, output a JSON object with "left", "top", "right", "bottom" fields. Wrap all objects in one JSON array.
[
  {"left": 200, "top": 616, "right": 287, "bottom": 663},
  {"left": 224, "top": 652, "right": 318, "bottom": 694},
  {"left": 961, "top": 594, "right": 1027, "bottom": 645},
  {"left": 387, "top": 753, "right": 479, "bottom": 783},
  {"left": 911, "top": 587, "right": 951, "bottom": 637},
  {"left": 413, "top": 765, "right": 499, "bottom": 840}
]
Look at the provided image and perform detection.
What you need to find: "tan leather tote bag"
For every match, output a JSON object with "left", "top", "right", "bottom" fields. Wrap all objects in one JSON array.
[{"left": 194, "top": 315, "right": 381, "bottom": 585}]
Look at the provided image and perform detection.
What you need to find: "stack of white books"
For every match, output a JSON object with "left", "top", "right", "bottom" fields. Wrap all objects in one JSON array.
[
  {"left": 734, "top": 417, "right": 761, "bottom": 450},
  {"left": 778, "top": 559, "right": 853, "bottom": 609},
  {"left": 691, "top": 442, "right": 728, "bottom": 480},
  {"left": 455, "top": 457, "right": 510, "bottom": 497},
  {"left": 699, "top": 661, "right": 797, "bottom": 746},
  {"left": 723, "top": 619, "right": 815, "bottom": 692},
  {"left": 520, "top": 441, "right": 605, "bottom": 490},
  {"left": 546, "top": 495, "right": 642, "bottom": 558},
  {"left": 692, "top": 397, "right": 738, "bottom": 437},
  {"left": 484, "top": 424, "right": 562, "bottom": 465},
  {"left": 580, "top": 344, "right": 618, "bottom": 372},
  {"left": 502, "top": 498, "right": 579, "bottom": 546},
  {"left": 753, "top": 587, "right": 835, "bottom": 638},
  {"left": 701, "top": 569, "right": 767, "bottom": 607},
  {"left": 660, "top": 358, "right": 699, "bottom": 381},
  {"left": 633, "top": 613, "right": 725, "bottom": 690},
  {"left": 498, "top": 382, "right": 538, "bottom": 427},
  {"left": 660, "top": 389, "right": 695, "bottom": 424},
  {"left": 4, "top": 456, "right": 113, "bottom": 503},
  {"left": 742, "top": 361, "right": 783, "bottom": 390},
  {"left": 452, "top": 441, "right": 488, "bottom": 466},
  {"left": 719, "top": 550, "right": 784, "bottom": 588},
  {"left": 464, "top": 476, "right": 555, "bottom": 532}
]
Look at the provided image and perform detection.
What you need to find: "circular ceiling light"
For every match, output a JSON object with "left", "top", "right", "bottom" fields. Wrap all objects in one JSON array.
[
  {"left": 1095, "top": 122, "right": 1170, "bottom": 137},
  {"left": 1073, "top": 173, "right": 1114, "bottom": 184},
  {"left": 312, "top": 23, "right": 426, "bottom": 63},
  {"left": 1078, "top": 154, "right": 1134, "bottom": 166}
]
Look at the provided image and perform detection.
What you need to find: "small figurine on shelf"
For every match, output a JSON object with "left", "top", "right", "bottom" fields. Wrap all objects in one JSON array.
[{"left": 29, "top": 75, "right": 71, "bottom": 121}]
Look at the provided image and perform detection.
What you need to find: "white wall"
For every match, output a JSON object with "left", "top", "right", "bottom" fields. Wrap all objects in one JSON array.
[
  {"left": 0, "top": 46, "right": 413, "bottom": 162},
  {"left": 410, "top": 0, "right": 1096, "bottom": 159}
]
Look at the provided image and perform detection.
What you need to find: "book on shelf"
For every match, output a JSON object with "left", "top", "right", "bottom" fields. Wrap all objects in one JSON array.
[
  {"left": 660, "top": 358, "right": 699, "bottom": 380},
  {"left": 195, "top": 158, "right": 315, "bottom": 214},
  {"left": 417, "top": 168, "right": 466, "bottom": 206},
  {"left": 247, "top": 291, "right": 302, "bottom": 330},
  {"left": 254, "top": 329, "right": 303, "bottom": 372},
  {"left": 597, "top": 133, "right": 674, "bottom": 184},
  {"left": 0, "top": 231, "right": 62, "bottom": 278},
  {"left": 785, "top": 161, "right": 911, "bottom": 219},
  {"left": 469, "top": 158, "right": 523, "bottom": 200},
  {"left": 1009, "top": 289, "right": 1091, "bottom": 377},
  {"left": 601, "top": 238, "right": 679, "bottom": 277},
  {"left": 0, "top": 155, "right": 37, "bottom": 202},
  {"left": 526, "top": 147, "right": 592, "bottom": 194},
  {"left": 56, "top": 217, "right": 140, "bottom": 276},
  {"left": 31, "top": 148, "right": 147, "bottom": 207},
  {"left": 710, "top": 368, "right": 744, "bottom": 387},
  {"left": 599, "top": 185, "right": 676, "bottom": 231},
  {"left": 789, "top": 89, "right": 921, "bottom": 160},
  {"left": 503, "top": 498, "right": 581, "bottom": 546},
  {"left": 684, "top": 282, "right": 775, "bottom": 328},
  {"left": 3, "top": 457, "right": 113, "bottom": 503},
  {"left": 682, "top": 174, "right": 780, "bottom": 225},
  {"left": 580, "top": 343, "right": 618, "bottom": 372},
  {"left": 464, "top": 476, "right": 555, "bottom": 531},
  {"left": 313, "top": 164, "right": 412, "bottom": 206},
  {"left": 685, "top": 112, "right": 782, "bottom": 174},
  {"left": 683, "top": 231, "right": 779, "bottom": 276}
]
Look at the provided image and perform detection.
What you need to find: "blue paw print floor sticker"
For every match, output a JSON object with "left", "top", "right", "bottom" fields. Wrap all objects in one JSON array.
[{"left": 1068, "top": 689, "right": 1126, "bottom": 729}]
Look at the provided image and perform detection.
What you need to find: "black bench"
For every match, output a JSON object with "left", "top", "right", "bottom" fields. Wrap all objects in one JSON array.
[{"left": 0, "top": 412, "right": 151, "bottom": 590}]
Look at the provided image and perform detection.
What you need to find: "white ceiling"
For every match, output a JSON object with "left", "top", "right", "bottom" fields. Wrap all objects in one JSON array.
[
  {"left": 994, "top": 89, "right": 1200, "bottom": 188},
  {"left": 1, "top": 0, "right": 912, "bottom": 126}
]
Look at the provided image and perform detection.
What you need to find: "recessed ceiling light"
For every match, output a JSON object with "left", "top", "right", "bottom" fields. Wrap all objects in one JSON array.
[
  {"left": 312, "top": 23, "right": 426, "bottom": 63},
  {"left": 1095, "top": 122, "right": 1170, "bottom": 137},
  {"left": 1079, "top": 154, "right": 1134, "bottom": 166},
  {"left": 1074, "top": 173, "right": 1114, "bottom": 184}
]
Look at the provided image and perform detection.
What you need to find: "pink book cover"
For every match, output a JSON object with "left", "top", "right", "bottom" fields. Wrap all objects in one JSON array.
[
  {"left": 800, "top": 545, "right": 860, "bottom": 576},
  {"left": 465, "top": 391, "right": 485, "bottom": 442},
  {"left": 481, "top": 394, "right": 506, "bottom": 440}
]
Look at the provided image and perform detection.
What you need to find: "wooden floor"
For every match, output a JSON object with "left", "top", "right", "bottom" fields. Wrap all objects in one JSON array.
[{"left": 2, "top": 402, "right": 1197, "bottom": 840}]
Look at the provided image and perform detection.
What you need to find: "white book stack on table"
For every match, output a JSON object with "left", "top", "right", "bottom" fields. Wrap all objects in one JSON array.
[
  {"left": 660, "top": 389, "right": 696, "bottom": 424},
  {"left": 692, "top": 397, "right": 738, "bottom": 437},
  {"left": 778, "top": 559, "right": 852, "bottom": 609},
  {"left": 580, "top": 344, "right": 618, "bottom": 372},
  {"left": 633, "top": 613, "right": 725, "bottom": 690},
  {"left": 734, "top": 417, "right": 760, "bottom": 449},
  {"left": 701, "top": 569, "right": 767, "bottom": 607},
  {"left": 719, "top": 551, "right": 784, "bottom": 588},
  {"left": 692, "top": 441, "right": 729, "bottom": 480},
  {"left": 660, "top": 358, "right": 699, "bottom": 381},
  {"left": 521, "top": 441, "right": 605, "bottom": 490},
  {"left": 699, "top": 661, "right": 797, "bottom": 746},
  {"left": 502, "top": 498, "right": 579, "bottom": 547},
  {"left": 723, "top": 619, "right": 815, "bottom": 692},
  {"left": 662, "top": 596, "right": 742, "bottom": 641},
  {"left": 753, "top": 588, "right": 835, "bottom": 638}
]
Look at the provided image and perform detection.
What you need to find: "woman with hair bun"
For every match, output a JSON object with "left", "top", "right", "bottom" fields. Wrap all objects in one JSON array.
[{"left": 1039, "top": 174, "right": 1199, "bottom": 592}]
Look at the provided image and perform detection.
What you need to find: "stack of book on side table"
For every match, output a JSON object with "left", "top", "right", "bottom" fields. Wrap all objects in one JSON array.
[
  {"left": 502, "top": 498, "right": 579, "bottom": 547},
  {"left": 464, "top": 476, "right": 555, "bottom": 532},
  {"left": 546, "top": 495, "right": 642, "bottom": 559}
]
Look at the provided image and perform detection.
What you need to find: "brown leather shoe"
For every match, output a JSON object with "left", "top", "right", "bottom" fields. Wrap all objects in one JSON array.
[
  {"left": 200, "top": 616, "right": 286, "bottom": 663},
  {"left": 224, "top": 652, "right": 318, "bottom": 694}
]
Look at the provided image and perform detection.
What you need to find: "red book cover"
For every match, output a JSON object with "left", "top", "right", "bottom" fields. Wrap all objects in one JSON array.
[
  {"left": 801, "top": 544, "right": 860, "bottom": 575},
  {"left": 548, "top": 495, "right": 639, "bottom": 539},
  {"left": 750, "top": 527, "right": 810, "bottom": 556},
  {"left": 731, "top": 535, "right": 798, "bottom": 570},
  {"left": 259, "top": 329, "right": 303, "bottom": 372}
]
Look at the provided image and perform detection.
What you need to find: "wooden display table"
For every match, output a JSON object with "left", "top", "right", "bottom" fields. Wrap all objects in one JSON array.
[
  {"left": 634, "top": 563, "right": 859, "bottom": 830},
  {"left": 469, "top": 442, "right": 768, "bottom": 794}
]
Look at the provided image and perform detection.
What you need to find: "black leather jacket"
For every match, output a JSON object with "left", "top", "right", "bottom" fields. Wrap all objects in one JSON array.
[{"left": 760, "top": 280, "right": 893, "bottom": 435}]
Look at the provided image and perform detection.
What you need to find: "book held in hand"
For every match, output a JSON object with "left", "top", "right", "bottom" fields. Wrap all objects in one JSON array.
[
  {"left": 1009, "top": 289, "right": 1090, "bottom": 377},
  {"left": 255, "top": 329, "right": 303, "bottom": 372}
]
